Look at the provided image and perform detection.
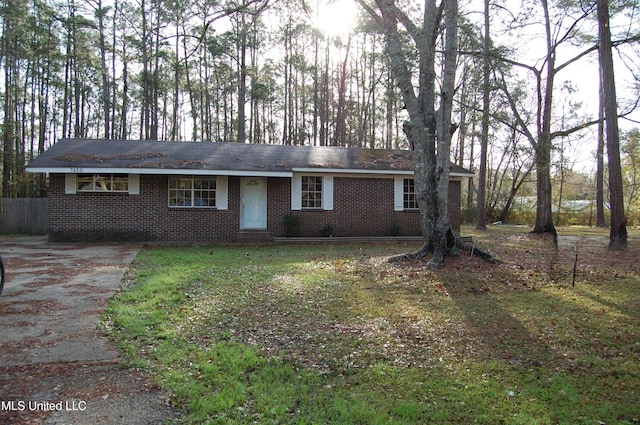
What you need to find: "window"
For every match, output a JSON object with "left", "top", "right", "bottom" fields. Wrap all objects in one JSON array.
[
  {"left": 77, "top": 174, "right": 129, "bottom": 192},
  {"left": 403, "top": 178, "right": 419, "bottom": 210},
  {"left": 169, "top": 176, "right": 216, "bottom": 207},
  {"left": 301, "top": 176, "right": 322, "bottom": 209},
  {"left": 291, "top": 174, "right": 332, "bottom": 211}
]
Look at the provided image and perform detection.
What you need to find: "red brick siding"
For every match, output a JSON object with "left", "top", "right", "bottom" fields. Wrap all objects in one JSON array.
[
  {"left": 47, "top": 174, "right": 462, "bottom": 242},
  {"left": 448, "top": 180, "right": 462, "bottom": 233},
  {"left": 48, "top": 174, "right": 238, "bottom": 242},
  {"left": 268, "top": 177, "right": 461, "bottom": 237}
]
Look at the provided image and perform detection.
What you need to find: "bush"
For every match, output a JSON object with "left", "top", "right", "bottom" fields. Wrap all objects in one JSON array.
[
  {"left": 461, "top": 206, "right": 478, "bottom": 224},
  {"left": 388, "top": 223, "right": 404, "bottom": 236},
  {"left": 282, "top": 213, "right": 301, "bottom": 237},
  {"left": 320, "top": 224, "right": 334, "bottom": 237}
]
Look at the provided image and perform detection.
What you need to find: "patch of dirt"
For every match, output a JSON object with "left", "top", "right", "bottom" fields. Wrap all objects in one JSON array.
[
  {"left": 389, "top": 233, "right": 640, "bottom": 295},
  {"left": 0, "top": 361, "right": 177, "bottom": 425}
]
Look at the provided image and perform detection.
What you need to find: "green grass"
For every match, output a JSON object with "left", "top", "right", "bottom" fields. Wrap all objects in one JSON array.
[{"left": 103, "top": 238, "right": 640, "bottom": 424}]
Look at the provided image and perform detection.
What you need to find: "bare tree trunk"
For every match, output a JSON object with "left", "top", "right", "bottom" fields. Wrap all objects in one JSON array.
[
  {"left": 140, "top": 0, "right": 150, "bottom": 139},
  {"left": 91, "top": 0, "right": 111, "bottom": 139},
  {"left": 430, "top": 0, "right": 458, "bottom": 267},
  {"left": 282, "top": 20, "right": 290, "bottom": 144},
  {"left": 597, "top": 0, "right": 627, "bottom": 250},
  {"left": 2, "top": 15, "right": 16, "bottom": 198},
  {"left": 364, "top": 0, "right": 457, "bottom": 267},
  {"left": 532, "top": 0, "right": 556, "bottom": 236},
  {"left": 476, "top": 0, "right": 490, "bottom": 230},
  {"left": 151, "top": 6, "right": 161, "bottom": 140},
  {"left": 171, "top": 23, "right": 180, "bottom": 141},
  {"left": 334, "top": 36, "right": 351, "bottom": 146},
  {"left": 319, "top": 44, "right": 330, "bottom": 146},
  {"left": 70, "top": 2, "right": 82, "bottom": 138},
  {"left": 120, "top": 46, "right": 129, "bottom": 139},
  {"left": 237, "top": 15, "right": 248, "bottom": 144},
  {"left": 385, "top": 70, "right": 394, "bottom": 149},
  {"left": 595, "top": 71, "right": 607, "bottom": 227},
  {"left": 312, "top": 23, "right": 320, "bottom": 146},
  {"left": 182, "top": 23, "right": 198, "bottom": 141}
]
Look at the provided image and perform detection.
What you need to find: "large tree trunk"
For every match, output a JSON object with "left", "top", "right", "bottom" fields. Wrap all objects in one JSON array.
[
  {"left": 595, "top": 74, "right": 607, "bottom": 227},
  {"left": 597, "top": 0, "right": 627, "bottom": 250},
  {"left": 370, "top": 0, "right": 457, "bottom": 268},
  {"left": 94, "top": 0, "right": 111, "bottom": 139},
  {"left": 2, "top": 6, "right": 16, "bottom": 198},
  {"left": 405, "top": 120, "right": 437, "bottom": 257},
  {"left": 533, "top": 133, "right": 556, "bottom": 234},
  {"left": 431, "top": 0, "right": 458, "bottom": 267},
  {"left": 237, "top": 17, "right": 247, "bottom": 144},
  {"left": 476, "top": 0, "right": 490, "bottom": 230},
  {"left": 532, "top": 0, "right": 556, "bottom": 237}
]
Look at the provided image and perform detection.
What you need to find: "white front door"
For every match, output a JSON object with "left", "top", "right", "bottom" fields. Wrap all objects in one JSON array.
[{"left": 240, "top": 177, "right": 267, "bottom": 229}]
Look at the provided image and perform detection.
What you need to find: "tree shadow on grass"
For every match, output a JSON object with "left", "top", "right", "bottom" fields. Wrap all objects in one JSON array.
[{"left": 445, "top": 291, "right": 553, "bottom": 367}]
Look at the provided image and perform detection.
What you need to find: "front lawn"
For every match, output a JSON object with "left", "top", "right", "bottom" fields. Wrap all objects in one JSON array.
[{"left": 103, "top": 230, "right": 640, "bottom": 424}]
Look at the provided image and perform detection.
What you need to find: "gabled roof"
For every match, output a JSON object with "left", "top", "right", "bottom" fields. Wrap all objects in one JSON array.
[{"left": 26, "top": 139, "right": 474, "bottom": 177}]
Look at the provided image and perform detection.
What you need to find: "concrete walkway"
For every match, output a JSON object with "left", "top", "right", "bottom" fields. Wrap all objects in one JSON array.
[{"left": 0, "top": 237, "right": 177, "bottom": 424}]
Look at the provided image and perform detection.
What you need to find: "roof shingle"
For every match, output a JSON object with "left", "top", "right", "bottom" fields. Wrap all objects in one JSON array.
[{"left": 26, "top": 138, "right": 474, "bottom": 176}]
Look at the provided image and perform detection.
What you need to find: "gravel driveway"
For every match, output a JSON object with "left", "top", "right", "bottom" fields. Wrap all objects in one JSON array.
[{"left": 0, "top": 237, "right": 178, "bottom": 424}]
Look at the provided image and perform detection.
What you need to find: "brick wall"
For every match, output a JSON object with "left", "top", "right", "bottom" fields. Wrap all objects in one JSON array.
[
  {"left": 48, "top": 175, "right": 239, "bottom": 242},
  {"left": 270, "top": 177, "right": 422, "bottom": 237},
  {"left": 48, "top": 174, "right": 463, "bottom": 242},
  {"left": 268, "top": 177, "right": 461, "bottom": 238}
]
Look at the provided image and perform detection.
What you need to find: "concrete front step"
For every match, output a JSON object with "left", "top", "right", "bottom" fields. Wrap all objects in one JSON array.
[
  {"left": 273, "top": 236, "right": 423, "bottom": 244},
  {"left": 237, "top": 231, "right": 273, "bottom": 242},
  {"left": 273, "top": 235, "right": 473, "bottom": 244}
]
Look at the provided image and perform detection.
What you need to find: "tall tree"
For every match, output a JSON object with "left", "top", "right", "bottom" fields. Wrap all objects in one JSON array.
[
  {"left": 622, "top": 129, "right": 640, "bottom": 224},
  {"left": 597, "top": 0, "right": 627, "bottom": 250},
  {"left": 595, "top": 72, "right": 607, "bottom": 227},
  {"left": 88, "top": 0, "right": 112, "bottom": 139},
  {"left": 497, "top": 0, "right": 601, "bottom": 237},
  {"left": 357, "top": 0, "right": 458, "bottom": 268},
  {"left": 1, "top": 0, "right": 23, "bottom": 197},
  {"left": 476, "top": 0, "right": 490, "bottom": 230}
]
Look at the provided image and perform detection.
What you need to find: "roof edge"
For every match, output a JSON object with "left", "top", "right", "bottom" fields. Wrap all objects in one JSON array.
[{"left": 25, "top": 167, "right": 293, "bottom": 177}]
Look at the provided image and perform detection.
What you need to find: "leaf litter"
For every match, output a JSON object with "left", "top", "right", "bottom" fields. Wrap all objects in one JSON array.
[
  {"left": 166, "top": 234, "right": 630, "bottom": 374},
  {"left": 111, "top": 231, "right": 640, "bottom": 423}
]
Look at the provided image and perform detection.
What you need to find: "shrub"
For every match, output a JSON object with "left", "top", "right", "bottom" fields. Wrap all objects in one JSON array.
[
  {"left": 282, "top": 213, "right": 301, "bottom": 237},
  {"left": 320, "top": 224, "right": 334, "bottom": 237},
  {"left": 388, "top": 223, "right": 404, "bottom": 236}
]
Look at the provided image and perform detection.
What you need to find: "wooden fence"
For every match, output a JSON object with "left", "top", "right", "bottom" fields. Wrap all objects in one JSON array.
[{"left": 0, "top": 198, "right": 48, "bottom": 235}]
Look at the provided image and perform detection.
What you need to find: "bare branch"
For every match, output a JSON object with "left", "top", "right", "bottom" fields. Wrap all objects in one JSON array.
[{"left": 550, "top": 118, "right": 601, "bottom": 139}]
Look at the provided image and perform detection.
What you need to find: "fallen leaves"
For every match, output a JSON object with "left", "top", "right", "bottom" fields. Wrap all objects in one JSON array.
[{"left": 103, "top": 234, "right": 640, "bottom": 424}]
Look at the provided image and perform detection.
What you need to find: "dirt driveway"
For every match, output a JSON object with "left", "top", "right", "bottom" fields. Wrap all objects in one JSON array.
[{"left": 0, "top": 237, "right": 178, "bottom": 424}]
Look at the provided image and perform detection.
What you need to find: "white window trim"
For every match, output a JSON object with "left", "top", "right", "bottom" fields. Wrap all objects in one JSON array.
[
  {"left": 322, "top": 176, "right": 333, "bottom": 211},
  {"left": 394, "top": 177, "right": 404, "bottom": 211},
  {"left": 291, "top": 174, "right": 333, "bottom": 211},
  {"left": 394, "top": 176, "right": 420, "bottom": 211},
  {"left": 216, "top": 175, "right": 228, "bottom": 210},
  {"left": 65, "top": 174, "right": 77, "bottom": 194},
  {"left": 128, "top": 174, "right": 140, "bottom": 195}
]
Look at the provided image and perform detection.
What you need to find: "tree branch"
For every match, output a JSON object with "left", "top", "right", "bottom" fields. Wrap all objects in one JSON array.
[
  {"left": 550, "top": 118, "right": 601, "bottom": 139},
  {"left": 354, "top": 0, "right": 382, "bottom": 26}
]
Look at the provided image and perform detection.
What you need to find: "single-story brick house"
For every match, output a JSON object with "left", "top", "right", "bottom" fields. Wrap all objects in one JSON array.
[{"left": 26, "top": 139, "right": 473, "bottom": 243}]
